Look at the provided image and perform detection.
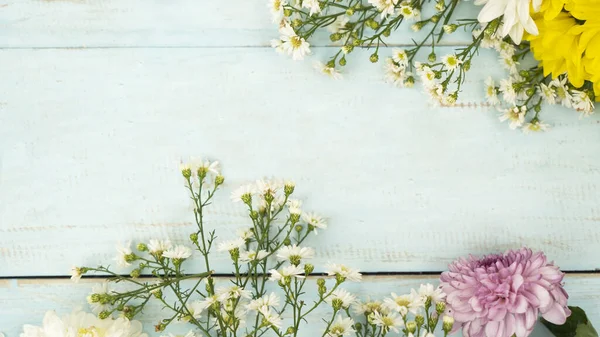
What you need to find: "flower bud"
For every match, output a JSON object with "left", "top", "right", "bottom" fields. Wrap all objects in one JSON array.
[
  {"left": 130, "top": 269, "right": 141, "bottom": 278},
  {"left": 332, "top": 298, "right": 344, "bottom": 310},
  {"left": 339, "top": 57, "right": 347, "bottom": 66},
  {"left": 283, "top": 275, "right": 292, "bottom": 286},
  {"left": 215, "top": 175, "right": 225, "bottom": 186},
  {"left": 181, "top": 167, "right": 191, "bottom": 179},
  {"left": 304, "top": 263, "right": 314, "bottom": 274},
  {"left": 136, "top": 243, "right": 148, "bottom": 252},
  {"left": 284, "top": 9, "right": 292, "bottom": 17},
  {"left": 428, "top": 52, "right": 436, "bottom": 62},
  {"left": 190, "top": 232, "right": 198, "bottom": 244},
  {"left": 99, "top": 311, "right": 110, "bottom": 319},
  {"left": 443, "top": 24, "right": 457, "bottom": 34},
  {"left": 352, "top": 39, "right": 363, "bottom": 46},
  {"left": 154, "top": 323, "right": 166, "bottom": 332},
  {"left": 435, "top": 0, "right": 445, "bottom": 11},
  {"left": 383, "top": 29, "right": 391, "bottom": 37},
  {"left": 125, "top": 253, "right": 138, "bottom": 263},
  {"left": 290, "top": 255, "right": 301, "bottom": 266},
  {"left": 152, "top": 289, "right": 163, "bottom": 299},
  {"left": 249, "top": 210, "right": 259, "bottom": 220},
  {"left": 463, "top": 60, "right": 471, "bottom": 71},
  {"left": 197, "top": 167, "right": 208, "bottom": 180},
  {"left": 318, "top": 285, "right": 327, "bottom": 295},
  {"left": 317, "top": 278, "right": 326, "bottom": 287},
  {"left": 286, "top": 327, "right": 296, "bottom": 335},
  {"left": 519, "top": 70, "right": 530, "bottom": 77},
  {"left": 330, "top": 33, "right": 342, "bottom": 42},
  {"left": 354, "top": 322, "right": 362, "bottom": 330},
  {"left": 526, "top": 88, "right": 535, "bottom": 96},
  {"left": 294, "top": 225, "right": 303, "bottom": 233},
  {"left": 442, "top": 316, "right": 454, "bottom": 332},
  {"left": 292, "top": 19, "right": 302, "bottom": 28},
  {"left": 431, "top": 14, "right": 440, "bottom": 23},
  {"left": 229, "top": 247, "right": 240, "bottom": 261},
  {"left": 534, "top": 104, "right": 542, "bottom": 113},
  {"left": 290, "top": 213, "right": 300, "bottom": 224},
  {"left": 406, "top": 321, "right": 417, "bottom": 333},
  {"left": 370, "top": 53, "right": 379, "bottom": 63},
  {"left": 264, "top": 191, "right": 274, "bottom": 203},
  {"left": 436, "top": 301, "right": 446, "bottom": 314},
  {"left": 346, "top": 8, "right": 354, "bottom": 15},
  {"left": 405, "top": 76, "right": 415, "bottom": 87},
  {"left": 415, "top": 315, "right": 425, "bottom": 326},
  {"left": 335, "top": 274, "right": 346, "bottom": 284},
  {"left": 284, "top": 181, "right": 295, "bottom": 195},
  {"left": 326, "top": 60, "right": 336, "bottom": 68}
]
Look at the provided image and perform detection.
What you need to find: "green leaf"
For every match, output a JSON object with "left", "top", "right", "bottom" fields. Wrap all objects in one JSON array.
[{"left": 541, "top": 306, "right": 598, "bottom": 337}]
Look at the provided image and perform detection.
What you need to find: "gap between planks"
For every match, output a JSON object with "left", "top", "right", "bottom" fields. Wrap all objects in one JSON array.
[{"left": 0, "top": 44, "right": 474, "bottom": 50}]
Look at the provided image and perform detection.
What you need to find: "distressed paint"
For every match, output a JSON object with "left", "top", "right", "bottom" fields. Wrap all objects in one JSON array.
[
  {"left": 0, "top": 275, "right": 598, "bottom": 337},
  {"left": 0, "top": 47, "right": 599, "bottom": 276}
]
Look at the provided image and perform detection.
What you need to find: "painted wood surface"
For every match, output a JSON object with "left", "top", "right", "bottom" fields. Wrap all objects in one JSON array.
[
  {"left": 0, "top": 275, "right": 598, "bottom": 337},
  {"left": 1, "top": 46, "right": 600, "bottom": 277}
]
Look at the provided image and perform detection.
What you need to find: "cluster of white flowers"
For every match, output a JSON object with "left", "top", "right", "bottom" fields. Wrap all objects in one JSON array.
[
  {"left": 414, "top": 61, "right": 458, "bottom": 107},
  {"left": 272, "top": 23, "right": 311, "bottom": 61},
  {"left": 367, "top": 0, "right": 421, "bottom": 20},
  {"left": 477, "top": 28, "right": 595, "bottom": 131},
  {"left": 384, "top": 49, "right": 414, "bottom": 89},
  {"left": 21, "top": 311, "right": 147, "bottom": 337}
]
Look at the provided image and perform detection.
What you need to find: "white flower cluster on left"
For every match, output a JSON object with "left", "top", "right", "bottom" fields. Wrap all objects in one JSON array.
[{"left": 20, "top": 311, "right": 147, "bottom": 337}]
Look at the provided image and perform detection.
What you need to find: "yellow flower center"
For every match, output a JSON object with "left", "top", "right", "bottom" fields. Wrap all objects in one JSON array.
[
  {"left": 78, "top": 327, "right": 101, "bottom": 337},
  {"left": 290, "top": 36, "right": 302, "bottom": 48},
  {"left": 395, "top": 298, "right": 411, "bottom": 307},
  {"left": 446, "top": 57, "right": 458, "bottom": 66},
  {"left": 273, "top": 0, "right": 281, "bottom": 10}
]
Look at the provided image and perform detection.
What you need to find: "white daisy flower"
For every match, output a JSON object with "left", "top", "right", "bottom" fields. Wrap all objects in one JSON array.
[
  {"left": 162, "top": 245, "right": 192, "bottom": 260},
  {"left": 382, "top": 292, "right": 423, "bottom": 315},
  {"left": 499, "top": 106, "right": 526, "bottom": 129},
  {"left": 499, "top": 54, "right": 519, "bottom": 75},
  {"left": 147, "top": 239, "right": 172, "bottom": 255},
  {"left": 571, "top": 90, "right": 595, "bottom": 116},
  {"left": 476, "top": 0, "right": 541, "bottom": 44},
  {"left": 217, "top": 238, "right": 246, "bottom": 252},
  {"left": 247, "top": 293, "right": 281, "bottom": 311},
  {"left": 539, "top": 83, "right": 556, "bottom": 105},
  {"left": 276, "top": 245, "right": 315, "bottom": 262},
  {"left": 326, "top": 316, "right": 355, "bottom": 337},
  {"left": 391, "top": 49, "right": 409, "bottom": 68},
  {"left": 286, "top": 199, "right": 303, "bottom": 215},
  {"left": 216, "top": 285, "right": 252, "bottom": 300},
  {"left": 161, "top": 331, "right": 196, "bottom": 337},
  {"left": 499, "top": 78, "right": 517, "bottom": 105},
  {"left": 523, "top": 120, "right": 549, "bottom": 133},
  {"left": 231, "top": 184, "right": 255, "bottom": 203},
  {"left": 370, "top": 311, "right": 404, "bottom": 333},
  {"left": 239, "top": 249, "right": 269, "bottom": 263},
  {"left": 385, "top": 61, "right": 407, "bottom": 88},
  {"left": 182, "top": 301, "right": 206, "bottom": 321},
  {"left": 325, "top": 263, "right": 362, "bottom": 282},
  {"left": 269, "top": 265, "right": 306, "bottom": 281},
  {"left": 279, "top": 24, "right": 311, "bottom": 61},
  {"left": 70, "top": 267, "right": 83, "bottom": 282},
  {"left": 302, "top": 0, "right": 321, "bottom": 15},
  {"left": 87, "top": 282, "right": 111, "bottom": 314},
  {"left": 551, "top": 77, "right": 573, "bottom": 108},
  {"left": 314, "top": 62, "right": 343, "bottom": 80},
  {"left": 484, "top": 77, "right": 499, "bottom": 105},
  {"left": 115, "top": 241, "right": 133, "bottom": 267},
  {"left": 237, "top": 227, "right": 254, "bottom": 240},
  {"left": 301, "top": 212, "right": 328, "bottom": 234},
  {"left": 271, "top": 39, "right": 285, "bottom": 55},
  {"left": 197, "top": 293, "right": 229, "bottom": 311},
  {"left": 441, "top": 54, "right": 462, "bottom": 70},
  {"left": 325, "top": 289, "right": 357, "bottom": 308},
  {"left": 327, "top": 16, "right": 350, "bottom": 33},
  {"left": 368, "top": 0, "right": 399, "bottom": 18},
  {"left": 399, "top": 5, "right": 420, "bottom": 20},
  {"left": 418, "top": 283, "right": 446, "bottom": 304},
  {"left": 268, "top": 0, "right": 287, "bottom": 23},
  {"left": 255, "top": 178, "right": 282, "bottom": 195},
  {"left": 258, "top": 307, "right": 283, "bottom": 329},
  {"left": 199, "top": 159, "right": 220, "bottom": 176}
]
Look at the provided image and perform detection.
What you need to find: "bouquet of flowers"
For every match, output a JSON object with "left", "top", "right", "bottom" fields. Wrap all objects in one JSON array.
[
  {"left": 18, "top": 158, "right": 597, "bottom": 337},
  {"left": 268, "top": 0, "right": 599, "bottom": 130}
]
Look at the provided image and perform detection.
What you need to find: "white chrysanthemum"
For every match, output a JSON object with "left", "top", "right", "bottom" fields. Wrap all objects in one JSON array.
[
  {"left": 247, "top": 293, "right": 281, "bottom": 311},
  {"left": 147, "top": 239, "right": 172, "bottom": 254},
  {"left": 21, "top": 311, "right": 147, "bottom": 337},
  {"left": 484, "top": 77, "right": 499, "bottom": 105},
  {"left": 391, "top": 49, "right": 408, "bottom": 68},
  {"left": 417, "top": 66, "right": 437, "bottom": 88},
  {"left": 302, "top": 0, "right": 321, "bottom": 15},
  {"left": 231, "top": 184, "right": 255, "bottom": 203},
  {"left": 301, "top": 212, "right": 328, "bottom": 234},
  {"left": 370, "top": 311, "right": 404, "bottom": 333},
  {"left": 499, "top": 54, "right": 519, "bottom": 75},
  {"left": 327, "top": 16, "right": 349, "bottom": 33},
  {"left": 258, "top": 307, "right": 283, "bottom": 329},
  {"left": 353, "top": 299, "right": 385, "bottom": 315},
  {"left": 216, "top": 285, "right": 252, "bottom": 300},
  {"left": 115, "top": 241, "right": 133, "bottom": 267},
  {"left": 162, "top": 245, "right": 192, "bottom": 259},
  {"left": 385, "top": 59, "right": 407, "bottom": 87},
  {"left": 441, "top": 54, "right": 462, "bottom": 70},
  {"left": 571, "top": 90, "right": 595, "bottom": 116},
  {"left": 523, "top": 120, "right": 549, "bottom": 133},
  {"left": 369, "top": 0, "right": 399, "bottom": 18},
  {"left": 180, "top": 299, "right": 205, "bottom": 321},
  {"left": 255, "top": 178, "right": 282, "bottom": 195},
  {"left": 161, "top": 331, "right": 196, "bottom": 337},
  {"left": 237, "top": 227, "right": 254, "bottom": 240},
  {"left": 499, "top": 78, "right": 517, "bottom": 105},
  {"left": 279, "top": 24, "right": 311, "bottom": 61},
  {"left": 499, "top": 106, "right": 526, "bottom": 129},
  {"left": 314, "top": 62, "right": 342, "bottom": 80},
  {"left": 325, "top": 289, "right": 357, "bottom": 308},
  {"left": 87, "top": 282, "right": 111, "bottom": 314},
  {"left": 276, "top": 245, "right": 315, "bottom": 262},
  {"left": 217, "top": 238, "right": 246, "bottom": 252},
  {"left": 325, "top": 263, "right": 362, "bottom": 282},
  {"left": 417, "top": 283, "right": 446, "bottom": 304},
  {"left": 70, "top": 267, "right": 83, "bottom": 282},
  {"left": 551, "top": 77, "right": 573, "bottom": 108},
  {"left": 271, "top": 39, "right": 285, "bottom": 55},
  {"left": 196, "top": 293, "right": 229, "bottom": 311},
  {"left": 239, "top": 249, "right": 269, "bottom": 263},
  {"left": 269, "top": 265, "right": 306, "bottom": 281},
  {"left": 382, "top": 292, "right": 423, "bottom": 315},
  {"left": 399, "top": 5, "right": 420, "bottom": 20},
  {"left": 476, "top": 0, "right": 541, "bottom": 44},
  {"left": 326, "top": 316, "right": 355, "bottom": 337},
  {"left": 268, "top": 0, "right": 287, "bottom": 23},
  {"left": 286, "top": 199, "right": 303, "bottom": 215},
  {"left": 539, "top": 83, "right": 556, "bottom": 105},
  {"left": 198, "top": 159, "right": 220, "bottom": 176}
]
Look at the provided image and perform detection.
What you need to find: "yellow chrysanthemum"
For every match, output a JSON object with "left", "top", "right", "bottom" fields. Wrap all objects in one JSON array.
[
  {"left": 526, "top": 13, "right": 586, "bottom": 87},
  {"left": 564, "top": 0, "right": 600, "bottom": 21},
  {"left": 570, "top": 20, "right": 600, "bottom": 101},
  {"left": 538, "top": 0, "right": 569, "bottom": 20}
]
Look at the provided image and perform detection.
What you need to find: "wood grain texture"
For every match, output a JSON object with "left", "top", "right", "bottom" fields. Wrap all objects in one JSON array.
[
  {"left": 0, "top": 0, "right": 480, "bottom": 48},
  {"left": 1, "top": 47, "right": 599, "bottom": 277},
  {"left": 0, "top": 275, "right": 598, "bottom": 337}
]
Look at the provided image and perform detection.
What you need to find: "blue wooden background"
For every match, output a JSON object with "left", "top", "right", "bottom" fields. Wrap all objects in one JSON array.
[{"left": 0, "top": 0, "right": 599, "bottom": 336}]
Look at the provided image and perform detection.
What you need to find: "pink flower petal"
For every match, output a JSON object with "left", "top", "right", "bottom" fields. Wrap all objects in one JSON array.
[
  {"left": 541, "top": 303, "right": 568, "bottom": 325},
  {"left": 485, "top": 320, "right": 500, "bottom": 337}
]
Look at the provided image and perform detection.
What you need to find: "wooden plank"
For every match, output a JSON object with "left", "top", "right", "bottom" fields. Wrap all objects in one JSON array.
[
  {"left": 0, "top": 0, "right": 480, "bottom": 48},
  {"left": 0, "top": 275, "right": 598, "bottom": 337},
  {"left": 1, "top": 47, "right": 599, "bottom": 277}
]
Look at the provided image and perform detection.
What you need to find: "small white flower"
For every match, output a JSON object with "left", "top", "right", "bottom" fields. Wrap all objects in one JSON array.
[
  {"left": 327, "top": 16, "right": 349, "bottom": 33},
  {"left": 269, "top": 0, "right": 287, "bottom": 23},
  {"left": 255, "top": 178, "right": 282, "bottom": 195},
  {"left": 231, "top": 184, "right": 256, "bottom": 203},
  {"left": 147, "top": 239, "right": 173, "bottom": 254},
  {"left": 87, "top": 282, "right": 111, "bottom": 314},
  {"left": 216, "top": 285, "right": 252, "bottom": 300},
  {"left": 382, "top": 292, "right": 423, "bottom": 315},
  {"left": 371, "top": 311, "right": 404, "bottom": 333},
  {"left": 399, "top": 5, "right": 420, "bottom": 20},
  {"left": 443, "top": 24, "right": 457, "bottom": 34},
  {"left": 161, "top": 331, "right": 196, "bottom": 337},
  {"left": 70, "top": 267, "right": 83, "bottom": 282},
  {"left": 484, "top": 77, "right": 499, "bottom": 105},
  {"left": 197, "top": 293, "right": 229, "bottom": 311},
  {"left": 325, "top": 263, "right": 362, "bottom": 282},
  {"left": 269, "top": 265, "right": 306, "bottom": 281},
  {"left": 276, "top": 244, "right": 315, "bottom": 262},
  {"left": 217, "top": 238, "right": 246, "bottom": 252},
  {"left": 287, "top": 198, "right": 303, "bottom": 215},
  {"left": 326, "top": 315, "right": 355, "bottom": 337},
  {"left": 239, "top": 249, "right": 269, "bottom": 263},
  {"left": 182, "top": 301, "right": 205, "bottom": 321},
  {"left": 301, "top": 212, "right": 328, "bottom": 234},
  {"left": 441, "top": 54, "right": 462, "bottom": 70},
  {"left": 279, "top": 24, "right": 311, "bottom": 60},
  {"left": 391, "top": 49, "right": 409, "bottom": 68},
  {"left": 523, "top": 120, "right": 549, "bottom": 133},
  {"left": 352, "top": 299, "right": 384, "bottom": 315},
  {"left": 385, "top": 61, "right": 407, "bottom": 88},
  {"left": 247, "top": 293, "right": 281, "bottom": 311},
  {"left": 115, "top": 241, "right": 133, "bottom": 267},
  {"left": 163, "top": 245, "right": 192, "bottom": 260},
  {"left": 325, "top": 289, "right": 357, "bottom": 308},
  {"left": 539, "top": 83, "right": 556, "bottom": 105},
  {"left": 258, "top": 307, "right": 283, "bottom": 329},
  {"left": 237, "top": 227, "right": 254, "bottom": 240},
  {"left": 499, "top": 54, "right": 519, "bottom": 75},
  {"left": 21, "top": 311, "right": 147, "bottom": 337},
  {"left": 418, "top": 283, "right": 446, "bottom": 304},
  {"left": 411, "top": 23, "right": 422, "bottom": 32},
  {"left": 499, "top": 106, "right": 526, "bottom": 129},
  {"left": 302, "top": 0, "right": 321, "bottom": 15},
  {"left": 551, "top": 77, "right": 573, "bottom": 108},
  {"left": 314, "top": 62, "right": 343, "bottom": 80},
  {"left": 199, "top": 159, "right": 220, "bottom": 176},
  {"left": 571, "top": 90, "right": 595, "bottom": 116},
  {"left": 476, "top": 0, "right": 540, "bottom": 44},
  {"left": 369, "top": 0, "right": 399, "bottom": 18},
  {"left": 271, "top": 39, "right": 285, "bottom": 55},
  {"left": 499, "top": 78, "right": 517, "bottom": 105}
]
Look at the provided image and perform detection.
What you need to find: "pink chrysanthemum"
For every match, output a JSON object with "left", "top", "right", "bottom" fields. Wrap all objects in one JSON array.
[{"left": 440, "top": 248, "right": 570, "bottom": 337}]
